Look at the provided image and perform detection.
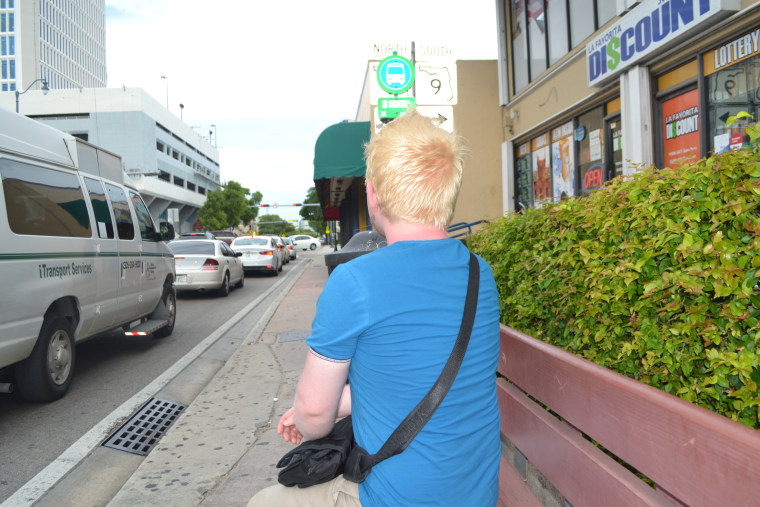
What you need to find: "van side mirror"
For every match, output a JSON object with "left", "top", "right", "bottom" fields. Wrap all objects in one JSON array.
[{"left": 159, "top": 221, "right": 175, "bottom": 241}]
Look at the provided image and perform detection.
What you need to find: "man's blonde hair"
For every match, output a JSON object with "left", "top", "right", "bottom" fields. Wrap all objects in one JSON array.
[{"left": 364, "top": 108, "right": 465, "bottom": 231}]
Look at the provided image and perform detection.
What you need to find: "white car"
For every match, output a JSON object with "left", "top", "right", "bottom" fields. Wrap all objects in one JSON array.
[
  {"left": 230, "top": 236, "right": 283, "bottom": 276},
  {"left": 168, "top": 239, "right": 244, "bottom": 296},
  {"left": 290, "top": 234, "right": 321, "bottom": 251}
]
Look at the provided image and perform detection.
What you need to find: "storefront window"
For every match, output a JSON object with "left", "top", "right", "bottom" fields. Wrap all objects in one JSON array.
[
  {"left": 577, "top": 106, "right": 605, "bottom": 195},
  {"left": 515, "top": 142, "right": 533, "bottom": 210},
  {"left": 704, "top": 28, "right": 760, "bottom": 154},
  {"left": 551, "top": 121, "right": 575, "bottom": 199},
  {"left": 532, "top": 133, "right": 551, "bottom": 206}
]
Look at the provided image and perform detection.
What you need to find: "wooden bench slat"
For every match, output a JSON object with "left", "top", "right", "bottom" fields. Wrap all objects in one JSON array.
[
  {"left": 497, "top": 378, "right": 671, "bottom": 507},
  {"left": 497, "top": 455, "right": 543, "bottom": 507},
  {"left": 498, "top": 325, "right": 760, "bottom": 506}
]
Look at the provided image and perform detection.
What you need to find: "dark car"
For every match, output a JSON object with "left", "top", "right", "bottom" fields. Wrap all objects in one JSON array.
[
  {"left": 178, "top": 232, "right": 216, "bottom": 240},
  {"left": 210, "top": 230, "right": 237, "bottom": 245}
]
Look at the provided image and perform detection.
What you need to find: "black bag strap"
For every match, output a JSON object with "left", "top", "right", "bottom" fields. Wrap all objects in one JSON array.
[{"left": 351, "top": 252, "right": 480, "bottom": 474}]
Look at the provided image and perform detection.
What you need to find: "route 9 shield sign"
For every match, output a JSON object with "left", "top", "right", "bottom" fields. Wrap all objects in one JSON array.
[{"left": 377, "top": 54, "right": 414, "bottom": 94}]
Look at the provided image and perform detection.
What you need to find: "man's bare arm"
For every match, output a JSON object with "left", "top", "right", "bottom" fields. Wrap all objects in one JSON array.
[{"left": 293, "top": 350, "right": 350, "bottom": 440}]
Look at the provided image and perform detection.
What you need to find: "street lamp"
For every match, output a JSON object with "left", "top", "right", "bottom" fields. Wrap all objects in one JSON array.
[
  {"left": 211, "top": 124, "right": 217, "bottom": 147},
  {"left": 15, "top": 78, "right": 49, "bottom": 113}
]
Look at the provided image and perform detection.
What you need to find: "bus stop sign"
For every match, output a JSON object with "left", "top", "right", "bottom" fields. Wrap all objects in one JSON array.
[{"left": 377, "top": 54, "right": 414, "bottom": 94}]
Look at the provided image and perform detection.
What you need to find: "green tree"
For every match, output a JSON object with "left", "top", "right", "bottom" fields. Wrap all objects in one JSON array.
[
  {"left": 197, "top": 190, "right": 228, "bottom": 230},
  {"left": 299, "top": 187, "right": 325, "bottom": 236},
  {"left": 258, "top": 214, "right": 295, "bottom": 236},
  {"left": 198, "top": 181, "right": 261, "bottom": 231}
]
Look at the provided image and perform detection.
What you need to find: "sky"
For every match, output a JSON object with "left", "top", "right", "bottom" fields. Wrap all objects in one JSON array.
[{"left": 104, "top": 0, "right": 498, "bottom": 222}]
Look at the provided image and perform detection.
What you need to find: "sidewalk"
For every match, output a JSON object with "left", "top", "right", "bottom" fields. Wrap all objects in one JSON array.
[{"left": 107, "top": 258, "right": 328, "bottom": 507}]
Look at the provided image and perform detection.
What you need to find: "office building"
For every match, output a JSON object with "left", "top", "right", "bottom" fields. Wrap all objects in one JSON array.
[
  {"left": 1, "top": 0, "right": 106, "bottom": 93},
  {"left": 0, "top": 87, "right": 221, "bottom": 232}
]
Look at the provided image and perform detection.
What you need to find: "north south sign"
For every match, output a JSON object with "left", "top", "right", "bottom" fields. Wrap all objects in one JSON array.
[{"left": 586, "top": 0, "right": 739, "bottom": 87}]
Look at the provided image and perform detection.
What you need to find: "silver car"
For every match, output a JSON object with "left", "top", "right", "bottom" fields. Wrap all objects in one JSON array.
[
  {"left": 282, "top": 236, "right": 297, "bottom": 260},
  {"left": 230, "top": 236, "right": 283, "bottom": 276},
  {"left": 168, "top": 240, "right": 244, "bottom": 296}
]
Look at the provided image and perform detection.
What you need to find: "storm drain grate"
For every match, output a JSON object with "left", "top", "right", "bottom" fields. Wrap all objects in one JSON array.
[{"left": 102, "top": 397, "right": 186, "bottom": 456}]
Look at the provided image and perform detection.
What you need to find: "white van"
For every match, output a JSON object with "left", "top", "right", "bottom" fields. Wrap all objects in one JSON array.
[{"left": 0, "top": 107, "right": 177, "bottom": 402}]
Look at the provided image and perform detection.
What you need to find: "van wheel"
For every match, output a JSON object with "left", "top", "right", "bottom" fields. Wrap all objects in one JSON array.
[
  {"left": 15, "top": 315, "right": 75, "bottom": 402},
  {"left": 152, "top": 286, "right": 176, "bottom": 338},
  {"left": 218, "top": 273, "right": 230, "bottom": 297}
]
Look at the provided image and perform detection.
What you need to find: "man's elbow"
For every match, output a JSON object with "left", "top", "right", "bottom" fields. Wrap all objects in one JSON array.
[{"left": 294, "top": 403, "right": 335, "bottom": 440}]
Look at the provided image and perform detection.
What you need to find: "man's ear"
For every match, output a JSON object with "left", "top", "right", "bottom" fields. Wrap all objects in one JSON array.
[{"left": 366, "top": 179, "right": 378, "bottom": 211}]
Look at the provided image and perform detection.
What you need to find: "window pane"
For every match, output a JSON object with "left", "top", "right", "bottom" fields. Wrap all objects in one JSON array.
[
  {"left": 514, "top": 143, "right": 533, "bottom": 209},
  {"left": 577, "top": 106, "right": 606, "bottom": 195},
  {"left": 569, "top": 0, "right": 595, "bottom": 47},
  {"left": 547, "top": 0, "right": 569, "bottom": 66},
  {"left": 1, "top": 159, "right": 91, "bottom": 237},
  {"left": 528, "top": 0, "right": 547, "bottom": 80},
  {"left": 511, "top": 0, "right": 529, "bottom": 93},
  {"left": 105, "top": 183, "right": 135, "bottom": 240},
  {"left": 596, "top": 0, "right": 616, "bottom": 26},
  {"left": 130, "top": 191, "right": 156, "bottom": 241},
  {"left": 84, "top": 177, "right": 114, "bottom": 239}
]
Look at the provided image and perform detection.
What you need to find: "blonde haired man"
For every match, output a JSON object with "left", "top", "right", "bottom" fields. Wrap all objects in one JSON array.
[{"left": 249, "top": 109, "right": 501, "bottom": 506}]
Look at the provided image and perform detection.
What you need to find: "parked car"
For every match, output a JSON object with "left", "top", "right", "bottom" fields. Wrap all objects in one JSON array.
[
  {"left": 282, "top": 236, "right": 297, "bottom": 260},
  {"left": 230, "top": 236, "right": 283, "bottom": 276},
  {"left": 168, "top": 239, "right": 244, "bottom": 296},
  {"left": 178, "top": 231, "right": 215, "bottom": 240},
  {"left": 0, "top": 107, "right": 176, "bottom": 402},
  {"left": 290, "top": 234, "right": 321, "bottom": 251}
]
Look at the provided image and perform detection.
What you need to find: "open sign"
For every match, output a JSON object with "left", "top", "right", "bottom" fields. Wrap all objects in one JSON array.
[{"left": 583, "top": 163, "right": 604, "bottom": 191}]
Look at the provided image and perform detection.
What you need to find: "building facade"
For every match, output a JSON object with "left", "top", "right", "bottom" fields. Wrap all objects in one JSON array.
[
  {"left": 313, "top": 48, "right": 503, "bottom": 247},
  {"left": 497, "top": 0, "right": 760, "bottom": 212},
  {"left": 0, "top": 87, "right": 220, "bottom": 232},
  {"left": 1, "top": 0, "right": 106, "bottom": 92}
]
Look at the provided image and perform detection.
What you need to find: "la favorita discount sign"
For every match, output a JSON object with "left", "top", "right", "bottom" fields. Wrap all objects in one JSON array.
[{"left": 586, "top": 0, "right": 738, "bottom": 87}]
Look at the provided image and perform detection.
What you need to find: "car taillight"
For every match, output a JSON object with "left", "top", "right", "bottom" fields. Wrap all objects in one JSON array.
[
  {"left": 175, "top": 256, "right": 185, "bottom": 260},
  {"left": 201, "top": 258, "right": 219, "bottom": 271},
  {"left": 287, "top": 246, "right": 293, "bottom": 250},
  {"left": 260, "top": 251, "right": 273, "bottom": 256}
]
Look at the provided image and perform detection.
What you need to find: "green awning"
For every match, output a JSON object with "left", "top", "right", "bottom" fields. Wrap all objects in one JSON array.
[{"left": 313, "top": 121, "right": 371, "bottom": 180}]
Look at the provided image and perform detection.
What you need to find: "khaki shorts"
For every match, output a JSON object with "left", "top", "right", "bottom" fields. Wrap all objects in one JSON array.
[{"left": 247, "top": 475, "right": 361, "bottom": 507}]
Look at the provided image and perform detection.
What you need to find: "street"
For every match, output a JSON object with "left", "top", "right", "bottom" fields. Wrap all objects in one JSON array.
[{"left": 0, "top": 248, "right": 326, "bottom": 505}]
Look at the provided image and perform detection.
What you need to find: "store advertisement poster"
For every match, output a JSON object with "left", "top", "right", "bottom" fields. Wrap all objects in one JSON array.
[
  {"left": 662, "top": 88, "right": 700, "bottom": 167},
  {"left": 552, "top": 136, "right": 574, "bottom": 199},
  {"left": 532, "top": 134, "right": 552, "bottom": 206}
]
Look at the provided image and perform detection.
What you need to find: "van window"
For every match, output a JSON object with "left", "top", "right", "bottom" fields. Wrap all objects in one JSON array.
[
  {"left": 84, "top": 177, "right": 114, "bottom": 239},
  {"left": 129, "top": 191, "right": 156, "bottom": 241},
  {"left": 0, "top": 158, "right": 91, "bottom": 237},
  {"left": 105, "top": 183, "right": 134, "bottom": 240}
]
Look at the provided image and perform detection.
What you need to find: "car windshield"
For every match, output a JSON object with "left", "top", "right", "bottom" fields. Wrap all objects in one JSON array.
[
  {"left": 233, "top": 238, "right": 269, "bottom": 246},
  {"left": 169, "top": 241, "right": 215, "bottom": 254}
]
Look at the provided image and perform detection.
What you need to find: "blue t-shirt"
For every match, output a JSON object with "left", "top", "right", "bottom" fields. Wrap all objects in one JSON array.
[{"left": 307, "top": 239, "right": 501, "bottom": 507}]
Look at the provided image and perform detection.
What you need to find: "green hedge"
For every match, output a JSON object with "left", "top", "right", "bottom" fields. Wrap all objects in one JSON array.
[{"left": 469, "top": 139, "right": 760, "bottom": 430}]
